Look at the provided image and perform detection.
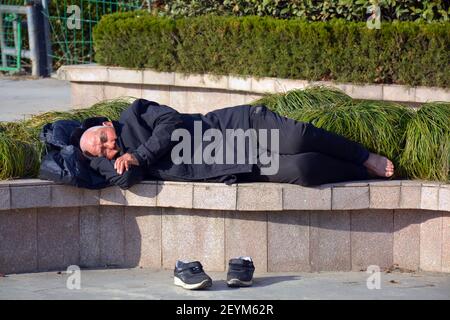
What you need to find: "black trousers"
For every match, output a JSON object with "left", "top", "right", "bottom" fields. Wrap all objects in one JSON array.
[{"left": 237, "top": 105, "right": 371, "bottom": 186}]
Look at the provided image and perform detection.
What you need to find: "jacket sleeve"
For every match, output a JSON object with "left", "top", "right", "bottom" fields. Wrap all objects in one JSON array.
[
  {"left": 130, "top": 101, "right": 184, "bottom": 167},
  {"left": 90, "top": 157, "right": 144, "bottom": 190}
]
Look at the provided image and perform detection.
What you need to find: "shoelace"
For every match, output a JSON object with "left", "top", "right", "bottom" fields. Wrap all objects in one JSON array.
[{"left": 190, "top": 266, "right": 203, "bottom": 274}]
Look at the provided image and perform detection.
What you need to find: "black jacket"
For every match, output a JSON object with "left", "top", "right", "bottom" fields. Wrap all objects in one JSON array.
[
  {"left": 39, "top": 118, "right": 113, "bottom": 189},
  {"left": 89, "top": 99, "right": 257, "bottom": 189}
]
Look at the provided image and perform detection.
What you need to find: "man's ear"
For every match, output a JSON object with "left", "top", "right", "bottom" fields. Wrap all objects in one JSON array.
[{"left": 102, "top": 121, "right": 113, "bottom": 127}]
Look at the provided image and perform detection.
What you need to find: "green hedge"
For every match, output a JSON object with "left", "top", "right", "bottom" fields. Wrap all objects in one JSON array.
[{"left": 93, "top": 12, "right": 450, "bottom": 87}]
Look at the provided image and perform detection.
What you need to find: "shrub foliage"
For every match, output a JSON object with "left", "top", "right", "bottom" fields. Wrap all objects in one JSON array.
[
  {"left": 155, "top": 0, "right": 449, "bottom": 22},
  {"left": 93, "top": 13, "right": 449, "bottom": 87}
]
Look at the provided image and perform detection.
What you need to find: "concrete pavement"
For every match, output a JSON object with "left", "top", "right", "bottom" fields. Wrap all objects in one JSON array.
[
  {"left": 1, "top": 268, "right": 449, "bottom": 300},
  {"left": 0, "top": 76, "right": 71, "bottom": 122}
]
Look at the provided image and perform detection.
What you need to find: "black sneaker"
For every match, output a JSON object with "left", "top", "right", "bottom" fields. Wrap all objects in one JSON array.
[
  {"left": 226, "top": 256, "right": 255, "bottom": 287},
  {"left": 174, "top": 260, "right": 212, "bottom": 290}
]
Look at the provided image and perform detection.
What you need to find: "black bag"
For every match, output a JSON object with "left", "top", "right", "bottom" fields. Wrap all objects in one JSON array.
[{"left": 38, "top": 118, "right": 112, "bottom": 189}]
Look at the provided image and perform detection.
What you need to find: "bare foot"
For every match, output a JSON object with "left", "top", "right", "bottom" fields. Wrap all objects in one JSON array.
[{"left": 363, "top": 153, "right": 395, "bottom": 178}]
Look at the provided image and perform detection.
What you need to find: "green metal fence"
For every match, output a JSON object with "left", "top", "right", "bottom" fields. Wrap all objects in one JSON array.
[
  {"left": 0, "top": 0, "right": 25, "bottom": 72},
  {"left": 46, "top": 0, "right": 144, "bottom": 67},
  {"left": 0, "top": 12, "right": 22, "bottom": 72},
  {"left": 0, "top": 1, "right": 146, "bottom": 73}
]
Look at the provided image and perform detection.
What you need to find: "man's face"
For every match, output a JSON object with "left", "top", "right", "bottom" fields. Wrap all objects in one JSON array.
[{"left": 85, "top": 122, "right": 120, "bottom": 160}]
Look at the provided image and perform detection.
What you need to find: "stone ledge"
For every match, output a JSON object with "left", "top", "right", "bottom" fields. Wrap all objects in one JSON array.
[
  {"left": 57, "top": 64, "right": 450, "bottom": 103},
  {"left": 0, "top": 179, "right": 448, "bottom": 212}
]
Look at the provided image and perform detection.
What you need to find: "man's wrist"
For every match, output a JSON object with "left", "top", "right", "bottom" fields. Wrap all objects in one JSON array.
[{"left": 130, "top": 152, "right": 142, "bottom": 166}]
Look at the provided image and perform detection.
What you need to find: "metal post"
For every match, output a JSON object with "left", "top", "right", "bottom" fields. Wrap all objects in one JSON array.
[
  {"left": 0, "top": 13, "right": 7, "bottom": 68},
  {"left": 12, "top": 16, "right": 18, "bottom": 51},
  {"left": 41, "top": 0, "right": 52, "bottom": 75},
  {"left": 26, "top": 2, "right": 39, "bottom": 76},
  {"left": 12, "top": 15, "right": 21, "bottom": 72}
]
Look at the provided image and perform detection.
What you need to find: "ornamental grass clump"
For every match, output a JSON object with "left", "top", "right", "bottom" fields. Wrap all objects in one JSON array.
[
  {"left": 0, "top": 133, "right": 41, "bottom": 180},
  {"left": 255, "top": 88, "right": 449, "bottom": 182},
  {"left": 252, "top": 88, "right": 429, "bottom": 180},
  {"left": 399, "top": 102, "right": 450, "bottom": 182},
  {"left": 21, "top": 98, "right": 134, "bottom": 137},
  {"left": 0, "top": 92, "right": 448, "bottom": 183},
  {"left": 290, "top": 100, "right": 415, "bottom": 179},
  {"left": 253, "top": 86, "right": 352, "bottom": 115},
  {"left": 0, "top": 122, "right": 42, "bottom": 179}
]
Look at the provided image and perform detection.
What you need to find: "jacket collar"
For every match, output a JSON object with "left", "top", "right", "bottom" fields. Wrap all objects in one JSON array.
[{"left": 112, "top": 120, "right": 126, "bottom": 155}]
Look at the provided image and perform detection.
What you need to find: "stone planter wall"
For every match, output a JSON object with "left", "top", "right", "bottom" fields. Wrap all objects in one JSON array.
[
  {"left": 14, "top": 65, "right": 446, "bottom": 277},
  {"left": 57, "top": 65, "right": 450, "bottom": 114},
  {"left": 1, "top": 179, "right": 449, "bottom": 275}
]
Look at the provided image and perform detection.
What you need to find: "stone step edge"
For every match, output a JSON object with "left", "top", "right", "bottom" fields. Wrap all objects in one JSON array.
[
  {"left": 0, "top": 179, "right": 448, "bottom": 212},
  {"left": 57, "top": 64, "right": 450, "bottom": 103}
]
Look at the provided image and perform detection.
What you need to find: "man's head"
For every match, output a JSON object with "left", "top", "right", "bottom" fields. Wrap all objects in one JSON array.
[{"left": 79, "top": 121, "right": 120, "bottom": 160}]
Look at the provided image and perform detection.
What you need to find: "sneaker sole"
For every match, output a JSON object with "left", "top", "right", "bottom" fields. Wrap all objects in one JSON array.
[
  {"left": 227, "top": 278, "right": 253, "bottom": 287},
  {"left": 174, "top": 276, "right": 212, "bottom": 290}
]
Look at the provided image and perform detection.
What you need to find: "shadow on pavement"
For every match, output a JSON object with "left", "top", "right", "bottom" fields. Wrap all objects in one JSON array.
[{"left": 208, "top": 275, "right": 302, "bottom": 291}]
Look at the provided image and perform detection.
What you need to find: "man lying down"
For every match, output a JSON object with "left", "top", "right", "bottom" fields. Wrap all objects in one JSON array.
[{"left": 57, "top": 98, "right": 394, "bottom": 189}]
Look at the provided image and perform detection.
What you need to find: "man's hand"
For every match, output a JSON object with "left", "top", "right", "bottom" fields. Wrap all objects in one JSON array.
[{"left": 114, "top": 153, "right": 139, "bottom": 175}]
